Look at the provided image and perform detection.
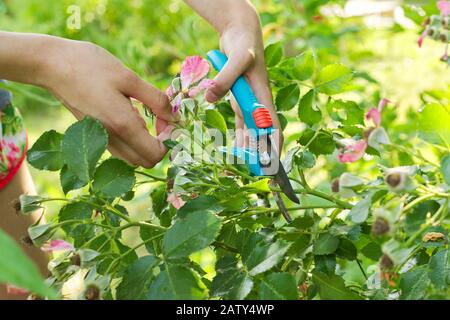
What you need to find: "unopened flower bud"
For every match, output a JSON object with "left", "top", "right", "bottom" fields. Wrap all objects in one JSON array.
[
  {"left": 380, "top": 254, "right": 394, "bottom": 271},
  {"left": 21, "top": 235, "right": 34, "bottom": 246},
  {"left": 372, "top": 217, "right": 390, "bottom": 236},
  {"left": 331, "top": 179, "right": 340, "bottom": 193},
  {"left": 84, "top": 284, "right": 101, "bottom": 300},
  {"left": 385, "top": 172, "right": 402, "bottom": 188},
  {"left": 384, "top": 166, "right": 416, "bottom": 192},
  {"left": 11, "top": 198, "right": 21, "bottom": 214},
  {"left": 70, "top": 254, "right": 81, "bottom": 267},
  {"left": 422, "top": 17, "right": 431, "bottom": 26},
  {"left": 18, "top": 195, "right": 43, "bottom": 214}
]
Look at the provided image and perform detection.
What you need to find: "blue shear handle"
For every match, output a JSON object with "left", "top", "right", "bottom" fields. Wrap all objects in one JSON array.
[{"left": 207, "top": 50, "right": 270, "bottom": 132}]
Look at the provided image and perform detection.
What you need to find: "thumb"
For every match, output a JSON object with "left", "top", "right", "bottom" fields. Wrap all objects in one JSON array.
[{"left": 205, "top": 49, "right": 255, "bottom": 103}]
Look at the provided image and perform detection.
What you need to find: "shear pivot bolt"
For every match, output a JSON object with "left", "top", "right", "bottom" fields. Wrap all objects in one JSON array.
[{"left": 260, "top": 152, "right": 271, "bottom": 165}]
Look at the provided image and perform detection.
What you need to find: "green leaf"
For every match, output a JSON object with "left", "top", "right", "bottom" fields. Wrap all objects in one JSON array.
[
  {"left": 313, "top": 233, "right": 339, "bottom": 255},
  {"left": 177, "top": 195, "right": 223, "bottom": 218},
  {"left": 280, "top": 50, "right": 315, "bottom": 81},
  {"left": 405, "top": 201, "right": 440, "bottom": 235},
  {"left": 418, "top": 103, "right": 450, "bottom": 147},
  {"left": 147, "top": 264, "right": 206, "bottom": 300},
  {"left": 295, "top": 151, "right": 316, "bottom": 169},
  {"left": 61, "top": 117, "right": 108, "bottom": 183},
  {"left": 298, "top": 89, "right": 321, "bottom": 126},
  {"left": 276, "top": 84, "right": 300, "bottom": 111},
  {"left": 298, "top": 129, "right": 336, "bottom": 156},
  {"left": 336, "top": 239, "right": 357, "bottom": 261},
  {"left": 26, "top": 130, "right": 64, "bottom": 171},
  {"left": 243, "top": 178, "right": 271, "bottom": 193},
  {"left": 241, "top": 233, "right": 290, "bottom": 276},
  {"left": 0, "top": 229, "right": 56, "bottom": 299},
  {"left": 316, "top": 64, "right": 353, "bottom": 95},
  {"left": 205, "top": 109, "right": 227, "bottom": 135},
  {"left": 93, "top": 158, "right": 135, "bottom": 198},
  {"left": 314, "top": 254, "right": 336, "bottom": 275},
  {"left": 162, "top": 211, "right": 222, "bottom": 259},
  {"left": 265, "top": 42, "right": 283, "bottom": 67},
  {"left": 60, "top": 165, "right": 87, "bottom": 194},
  {"left": 286, "top": 234, "right": 311, "bottom": 256},
  {"left": 211, "top": 256, "right": 253, "bottom": 300},
  {"left": 18, "top": 195, "right": 43, "bottom": 214},
  {"left": 348, "top": 196, "right": 371, "bottom": 224},
  {"left": 151, "top": 185, "right": 169, "bottom": 217},
  {"left": 312, "top": 270, "right": 361, "bottom": 300},
  {"left": 58, "top": 202, "right": 95, "bottom": 246},
  {"left": 329, "top": 100, "right": 364, "bottom": 125},
  {"left": 400, "top": 266, "right": 430, "bottom": 300},
  {"left": 278, "top": 112, "right": 288, "bottom": 131},
  {"left": 361, "top": 242, "right": 382, "bottom": 261},
  {"left": 259, "top": 272, "right": 298, "bottom": 300},
  {"left": 116, "top": 256, "right": 159, "bottom": 300},
  {"left": 429, "top": 249, "right": 450, "bottom": 290},
  {"left": 28, "top": 223, "right": 52, "bottom": 242},
  {"left": 441, "top": 154, "right": 450, "bottom": 185}
]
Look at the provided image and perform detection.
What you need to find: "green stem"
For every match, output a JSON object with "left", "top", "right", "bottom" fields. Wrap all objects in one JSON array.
[
  {"left": 356, "top": 259, "right": 368, "bottom": 280},
  {"left": 306, "top": 189, "right": 353, "bottom": 210},
  {"left": 402, "top": 193, "right": 437, "bottom": 213},
  {"left": 212, "top": 241, "right": 239, "bottom": 253},
  {"left": 404, "top": 201, "right": 447, "bottom": 247},
  {"left": 224, "top": 164, "right": 256, "bottom": 181},
  {"left": 105, "top": 232, "right": 164, "bottom": 275},
  {"left": 135, "top": 170, "right": 166, "bottom": 182},
  {"left": 116, "top": 221, "right": 166, "bottom": 233}
]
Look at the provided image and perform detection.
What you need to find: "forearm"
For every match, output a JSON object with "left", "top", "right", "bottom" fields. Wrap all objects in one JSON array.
[
  {"left": 0, "top": 31, "right": 61, "bottom": 87},
  {"left": 183, "top": 0, "right": 260, "bottom": 33}
]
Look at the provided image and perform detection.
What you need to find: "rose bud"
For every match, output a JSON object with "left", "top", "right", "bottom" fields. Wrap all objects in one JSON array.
[
  {"left": 384, "top": 166, "right": 417, "bottom": 192},
  {"left": 331, "top": 178, "right": 340, "bottom": 193},
  {"left": 84, "top": 284, "right": 101, "bottom": 300},
  {"left": 70, "top": 254, "right": 81, "bottom": 267},
  {"left": 372, "top": 217, "right": 390, "bottom": 236},
  {"left": 379, "top": 253, "right": 394, "bottom": 271}
]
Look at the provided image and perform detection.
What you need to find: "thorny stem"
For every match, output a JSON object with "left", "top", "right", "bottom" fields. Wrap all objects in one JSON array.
[
  {"left": 105, "top": 232, "right": 165, "bottom": 275},
  {"left": 212, "top": 241, "right": 239, "bottom": 253},
  {"left": 135, "top": 170, "right": 167, "bottom": 182}
]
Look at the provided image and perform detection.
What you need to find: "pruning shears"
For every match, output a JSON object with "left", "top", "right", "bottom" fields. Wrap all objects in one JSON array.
[{"left": 207, "top": 50, "right": 300, "bottom": 223}]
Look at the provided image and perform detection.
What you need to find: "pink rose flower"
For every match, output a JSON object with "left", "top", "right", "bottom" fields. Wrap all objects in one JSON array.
[
  {"left": 188, "top": 79, "right": 215, "bottom": 98},
  {"left": 438, "top": 0, "right": 450, "bottom": 16},
  {"left": 167, "top": 193, "right": 186, "bottom": 210},
  {"left": 338, "top": 140, "right": 368, "bottom": 163},
  {"left": 365, "top": 98, "right": 391, "bottom": 127},
  {"left": 365, "top": 108, "right": 381, "bottom": 127},
  {"left": 418, "top": 30, "right": 428, "bottom": 48},
  {"left": 167, "top": 56, "right": 213, "bottom": 113},
  {"left": 180, "top": 56, "right": 210, "bottom": 90},
  {"left": 41, "top": 239, "right": 75, "bottom": 253}
]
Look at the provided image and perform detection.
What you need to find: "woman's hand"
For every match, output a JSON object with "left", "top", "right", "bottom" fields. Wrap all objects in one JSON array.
[
  {"left": 184, "top": 0, "right": 283, "bottom": 150},
  {"left": 0, "top": 32, "right": 176, "bottom": 168}
]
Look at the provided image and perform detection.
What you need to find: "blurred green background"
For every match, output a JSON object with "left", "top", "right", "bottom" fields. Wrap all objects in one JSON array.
[{"left": 0, "top": 0, "right": 449, "bottom": 269}]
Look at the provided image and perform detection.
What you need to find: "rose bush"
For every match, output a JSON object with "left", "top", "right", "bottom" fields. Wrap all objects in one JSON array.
[{"left": 0, "top": 0, "right": 449, "bottom": 301}]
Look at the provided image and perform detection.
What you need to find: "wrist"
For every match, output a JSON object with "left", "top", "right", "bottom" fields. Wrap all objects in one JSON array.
[
  {"left": 219, "top": 5, "right": 260, "bottom": 35},
  {"left": 31, "top": 35, "right": 73, "bottom": 90}
]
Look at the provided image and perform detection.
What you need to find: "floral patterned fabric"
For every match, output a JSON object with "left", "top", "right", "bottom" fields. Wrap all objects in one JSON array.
[{"left": 0, "top": 88, "right": 27, "bottom": 189}]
